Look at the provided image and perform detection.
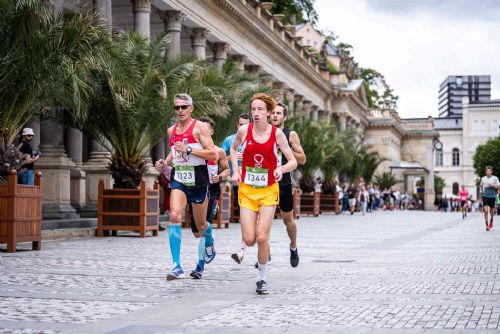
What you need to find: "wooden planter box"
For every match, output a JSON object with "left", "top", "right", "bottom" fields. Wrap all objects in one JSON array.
[
  {"left": 230, "top": 186, "right": 240, "bottom": 224},
  {"left": 97, "top": 179, "right": 159, "bottom": 238},
  {"left": 297, "top": 192, "right": 320, "bottom": 217},
  {"left": 0, "top": 170, "right": 42, "bottom": 253},
  {"left": 320, "top": 193, "right": 339, "bottom": 214}
]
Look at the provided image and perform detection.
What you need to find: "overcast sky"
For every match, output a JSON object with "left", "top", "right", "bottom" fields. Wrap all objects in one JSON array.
[{"left": 315, "top": 0, "right": 500, "bottom": 118}]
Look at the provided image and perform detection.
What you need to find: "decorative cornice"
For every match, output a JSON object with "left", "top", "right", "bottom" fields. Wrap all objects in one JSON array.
[
  {"left": 131, "top": 0, "right": 151, "bottom": 13},
  {"left": 201, "top": 0, "right": 330, "bottom": 94}
]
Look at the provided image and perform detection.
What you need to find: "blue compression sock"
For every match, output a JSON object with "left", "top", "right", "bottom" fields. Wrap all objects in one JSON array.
[
  {"left": 204, "top": 223, "right": 214, "bottom": 246},
  {"left": 197, "top": 237, "right": 206, "bottom": 271},
  {"left": 169, "top": 224, "right": 182, "bottom": 268}
]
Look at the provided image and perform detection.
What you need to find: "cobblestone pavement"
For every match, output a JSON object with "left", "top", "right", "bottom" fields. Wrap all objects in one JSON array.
[{"left": 1, "top": 211, "right": 500, "bottom": 333}]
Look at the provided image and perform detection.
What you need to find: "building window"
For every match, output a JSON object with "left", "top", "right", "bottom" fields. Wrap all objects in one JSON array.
[
  {"left": 481, "top": 120, "right": 486, "bottom": 130},
  {"left": 452, "top": 148, "right": 460, "bottom": 166},
  {"left": 452, "top": 182, "right": 459, "bottom": 195},
  {"left": 435, "top": 149, "right": 443, "bottom": 166},
  {"left": 493, "top": 119, "right": 498, "bottom": 133},
  {"left": 474, "top": 120, "right": 478, "bottom": 132}
]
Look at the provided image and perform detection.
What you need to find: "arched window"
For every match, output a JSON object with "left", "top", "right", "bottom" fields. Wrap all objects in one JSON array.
[
  {"left": 435, "top": 149, "right": 443, "bottom": 166},
  {"left": 452, "top": 182, "right": 459, "bottom": 195},
  {"left": 474, "top": 120, "right": 479, "bottom": 132},
  {"left": 481, "top": 120, "right": 486, "bottom": 130},
  {"left": 452, "top": 148, "right": 460, "bottom": 166},
  {"left": 493, "top": 119, "right": 499, "bottom": 134}
]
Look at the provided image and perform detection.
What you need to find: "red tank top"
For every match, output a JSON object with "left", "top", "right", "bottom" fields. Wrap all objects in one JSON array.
[
  {"left": 241, "top": 124, "right": 278, "bottom": 187},
  {"left": 169, "top": 119, "right": 209, "bottom": 187}
]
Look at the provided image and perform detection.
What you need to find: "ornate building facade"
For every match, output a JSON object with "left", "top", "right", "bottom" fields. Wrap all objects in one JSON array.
[
  {"left": 434, "top": 98, "right": 500, "bottom": 199},
  {"left": 30, "top": 0, "right": 439, "bottom": 220}
]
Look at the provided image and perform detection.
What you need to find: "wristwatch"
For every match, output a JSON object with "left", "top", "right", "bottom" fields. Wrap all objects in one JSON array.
[{"left": 186, "top": 146, "right": 192, "bottom": 155}]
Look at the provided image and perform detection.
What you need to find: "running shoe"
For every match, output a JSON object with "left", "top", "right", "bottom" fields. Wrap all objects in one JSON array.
[
  {"left": 231, "top": 253, "right": 243, "bottom": 264},
  {"left": 486, "top": 222, "right": 490, "bottom": 231},
  {"left": 290, "top": 248, "right": 299, "bottom": 268},
  {"left": 166, "top": 266, "right": 185, "bottom": 281},
  {"left": 256, "top": 280, "right": 269, "bottom": 295},
  {"left": 190, "top": 264, "right": 204, "bottom": 279},
  {"left": 254, "top": 255, "right": 272, "bottom": 268},
  {"left": 489, "top": 219, "right": 493, "bottom": 230},
  {"left": 204, "top": 244, "right": 216, "bottom": 264}
]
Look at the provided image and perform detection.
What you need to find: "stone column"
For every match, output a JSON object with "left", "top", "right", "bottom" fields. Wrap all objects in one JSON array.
[
  {"left": 272, "top": 81, "right": 286, "bottom": 102},
  {"left": 212, "top": 42, "right": 229, "bottom": 73},
  {"left": 310, "top": 105, "right": 319, "bottom": 122},
  {"left": 232, "top": 54, "right": 247, "bottom": 74},
  {"left": 93, "top": 0, "right": 112, "bottom": 34},
  {"left": 162, "top": 10, "right": 186, "bottom": 59},
  {"left": 424, "top": 143, "right": 435, "bottom": 211},
  {"left": 65, "top": 127, "right": 86, "bottom": 211},
  {"left": 338, "top": 113, "right": 347, "bottom": 131},
  {"left": 286, "top": 89, "right": 295, "bottom": 116},
  {"left": 132, "top": 0, "right": 151, "bottom": 39},
  {"left": 294, "top": 94, "right": 303, "bottom": 116},
  {"left": 245, "top": 64, "right": 261, "bottom": 76},
  {"left": 302, "top": 100, "right": 312, "bottom": 120},
  {"left": 81, "top": 138, "right": 113, "bottom": 217},
  {"left": 37, "top": 112, "right": 78, "bottom": 219},
  {"left": 189, "top": 27, "right": 209, "bottom": 60}
]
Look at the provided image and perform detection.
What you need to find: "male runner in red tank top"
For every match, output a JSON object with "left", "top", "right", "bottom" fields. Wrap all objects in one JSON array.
[
  {"left": 155, "top": 94, "right": 217, "bottom": 281},
  {"left": 230, "top": 93, "right": 297, "bottom": 294}
]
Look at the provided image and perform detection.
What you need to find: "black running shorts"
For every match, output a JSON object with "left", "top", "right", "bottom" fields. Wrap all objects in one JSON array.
[
  {"left": 189, "top": 197, "right": 219, "bottom": 234},
  {"left": 483, "top": 197, "right": 496, "bottom": 208},
  {"left": 279, "top": 183, "right": 294, "bottom": 213}
]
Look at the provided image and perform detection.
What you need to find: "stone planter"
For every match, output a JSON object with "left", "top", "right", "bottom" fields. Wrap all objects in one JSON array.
[
  {"left": 297, "top": 192, "right": 320, "bottom": 217},
  {"left": 97, "top": 179, "right": 159, "bottom": 238},
  {"left": 0, "top": 170, "right": 42, "bottom": 253}
]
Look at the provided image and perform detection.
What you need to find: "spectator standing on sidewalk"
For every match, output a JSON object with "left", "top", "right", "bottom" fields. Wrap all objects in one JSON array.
[{"left": 18, "top": 128, "right": 39, "bottom": 185}]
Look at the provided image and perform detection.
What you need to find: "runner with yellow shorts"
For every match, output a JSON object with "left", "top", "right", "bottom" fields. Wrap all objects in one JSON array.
[{"left": 230, "top": 93, "right": 297, "bottom": 295}]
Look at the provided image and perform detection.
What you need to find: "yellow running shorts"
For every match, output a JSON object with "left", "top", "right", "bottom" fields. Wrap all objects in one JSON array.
[{"left": 238, "top": 182, "right": 279, "bottom": 212}]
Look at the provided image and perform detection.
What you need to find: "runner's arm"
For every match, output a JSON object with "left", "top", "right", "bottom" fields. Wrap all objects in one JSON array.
[
  {"left": 189, "top": 122, "right": 217, "bottom": 161},
  {"left": 276, "top": 129, "right": 297, "bottom": 174},
  {"left": 216, "top": 147, "right": 230, "bottom": 180},
  {"left": 289, "top": 131, "right": 306, "bottom": 165},
  {"left": 230, "top": 125, "right": 247, "bottom": 182}
]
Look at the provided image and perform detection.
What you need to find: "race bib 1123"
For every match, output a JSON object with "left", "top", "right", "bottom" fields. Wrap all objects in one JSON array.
[{"left": 174, "top": 165, "right": 195, "bottom": 186}]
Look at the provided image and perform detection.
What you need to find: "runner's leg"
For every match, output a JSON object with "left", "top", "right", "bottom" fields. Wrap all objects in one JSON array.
[{"left": 167, "top": 188, "right": 188, "bottom": 280}]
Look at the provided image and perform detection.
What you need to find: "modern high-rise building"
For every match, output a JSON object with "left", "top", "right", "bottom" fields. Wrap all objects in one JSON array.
[{"left": 438, "top": 75, "right": 491, "bottom": 117}]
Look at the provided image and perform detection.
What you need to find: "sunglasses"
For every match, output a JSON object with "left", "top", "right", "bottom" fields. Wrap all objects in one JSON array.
[{"left": 173, "top": 105, "right": 190, "bottom": 111}]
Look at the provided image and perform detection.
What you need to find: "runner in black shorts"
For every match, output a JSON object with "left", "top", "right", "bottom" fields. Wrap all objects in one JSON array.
[
  {"left": 270, "top": 102, "right": 306, "bottom": 267},
  {"left": 188, "top": 116, "right": 229, "bottom": 279}
]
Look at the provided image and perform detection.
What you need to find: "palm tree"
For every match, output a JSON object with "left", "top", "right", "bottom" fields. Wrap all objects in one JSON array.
[
  {"left": 63, "top": 32, "right": 233, "bottom": 188},
  {"left": 211, "top": 61, "right": 275, "bottom": 144},
  {"left": 338, "top": 142, "right": 383, "bottom": 184},
  {"left": 0, "top": 0, "right": 106, "bottom": 178},
  {"left": 288, "top": 118, "right": 331, "bottom": 192},
  {"left": 321, "top": 127, "right": 357, "bottom": 194},
  {"left": 373, "top": 171, "right": 400, "bottom": 190}
]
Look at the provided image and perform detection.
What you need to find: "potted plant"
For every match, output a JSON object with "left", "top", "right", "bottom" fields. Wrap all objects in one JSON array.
[
  {"left": 320, "top": 128, "right": 357, "bottom": 214},
  {"left": 0, "top": 1, "right": 105, "bottom": 250},
  {"left": 289, "top": 119, "right": 328, "bottom": 216},
  {"left": 61, "top": 32, "right": 232, "bottom": 236}
]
